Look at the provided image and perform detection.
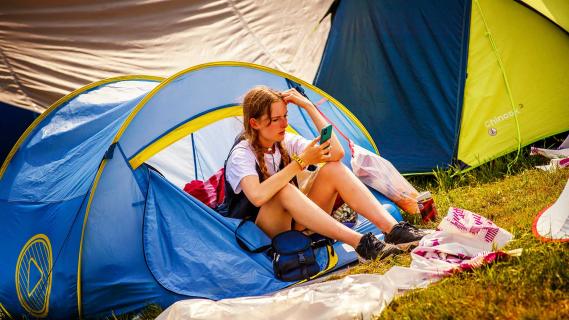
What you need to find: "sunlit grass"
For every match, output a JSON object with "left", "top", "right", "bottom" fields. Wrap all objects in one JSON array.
[{"left": 378, "top": 166, "right": 569, "bottom": 320}]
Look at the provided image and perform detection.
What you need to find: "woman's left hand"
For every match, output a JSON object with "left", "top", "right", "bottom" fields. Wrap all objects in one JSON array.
[{"left": 282, "top": 88, "right": 313, "bottom": 110}]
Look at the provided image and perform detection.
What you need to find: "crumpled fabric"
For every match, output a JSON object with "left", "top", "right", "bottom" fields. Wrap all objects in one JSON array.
[
  {"left": 157, "top": 207, "right": 517, "bottom": 320},
  {"left": 183, "top": 168, "right": 225, "bottom": 209},
  {"left": 530, "top": 146, "right": 569, "bottom": 171},
  {"left": 351, "top": 144, "right": 420, "bottom": 214}
]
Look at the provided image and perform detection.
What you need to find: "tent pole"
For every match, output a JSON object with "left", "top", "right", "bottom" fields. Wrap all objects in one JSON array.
[{"left": 191, "top": 133, "right": 198, "bottom": 179}]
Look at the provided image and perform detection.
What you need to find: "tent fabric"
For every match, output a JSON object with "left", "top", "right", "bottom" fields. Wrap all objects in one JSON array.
[
  {"left": 533, "top": 179, "right": 569, "bottom": 242},
  {"left": 0, "top": 63, "right": 402, "bottom": 319},
  {"left": 144, "top": 170, "right": 326, "bottom": 298},
  {"left": 3, "top": 0, "right": 568, "bottom": 175},
  {"left": 146, "top": 117, "right": 245, "bottom": 187},
  {"left": 314, "top": 0, "right": 569, "bottom": 173},
  {"left": 0, "top": 0, "right": 333, "bottom": 113},
  {"left": 144, "top": 169, "right": 394, "bottom": 299},
  {"left": 457, "top": 0, "right": 569, "bottom": 168},
  {"left": 120, "top": 63, "right": 377, "bottom": 176},
  {"left": 0, "top": 80, "right": 161, "bottom": 201},
  {"left": 518, "top": 0, "right": 569, "bottom": 33},
  {"left": 0, "top": 78, "right": 161, "bottom": 318},
  {"left": 80, "top": 146, "right": 181, "bottom": 317},
  {"left": 314, "top": 0, "right": 471, "bottom": 173}
]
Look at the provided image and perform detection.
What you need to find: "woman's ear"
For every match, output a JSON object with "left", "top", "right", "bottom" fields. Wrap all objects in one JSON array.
[{"left": 249, "top": 117, "right": 259, "bottom": 130}]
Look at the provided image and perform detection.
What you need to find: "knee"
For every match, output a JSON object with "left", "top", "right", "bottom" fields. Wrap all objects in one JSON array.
[
  {"left": 319, "top": 161, "right": 348, "bottom": 177},
  {"left": 275, "top": 183, "right": 298, "bottom": 201}
]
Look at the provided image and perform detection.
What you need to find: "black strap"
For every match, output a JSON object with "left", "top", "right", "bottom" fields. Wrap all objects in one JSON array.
[
  {"left": 220, "top": 133, "right": 264, "bottom": 221},
  {"left": 224, "top": 134, "right": 297, "bottom": 186},
  {"left": 311, "top": 237, "right": 332, "bottom": 249},
  {"left": 302, "top": 265, "right": 310, "bottom": 279},
  {"left": 312, "top": 237, "right": 336, "bottom": 258},
  {"left": 234, "top": 219, "right": 271, "bottom": 253}
]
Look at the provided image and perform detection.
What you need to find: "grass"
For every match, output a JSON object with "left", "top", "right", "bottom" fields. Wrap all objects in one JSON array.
[
  {"left": 122, "top": 144, "right": 569, "bottom": 319},
  {"left": 377, "top": 165, "right": 569, "bottom": 320},
  {"left": 314, "top": 146, "right": 569, "bottom": 319}
]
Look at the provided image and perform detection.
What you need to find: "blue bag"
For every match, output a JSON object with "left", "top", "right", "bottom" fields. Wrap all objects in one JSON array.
[
  {"left": 235, "top": 221, "right": 334, "bottom": 282},
  {"left": 271, "top": 230, "right": 320, "bottom": 282}
]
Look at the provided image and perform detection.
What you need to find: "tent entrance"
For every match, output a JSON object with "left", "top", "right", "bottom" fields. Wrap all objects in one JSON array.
[{"left": 142, "top": 170, "right": 290, "bottom": 299}]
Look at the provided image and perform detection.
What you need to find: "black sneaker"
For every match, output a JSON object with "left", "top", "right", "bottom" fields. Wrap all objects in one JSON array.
[
  {"left": 384, "top": 221, "right": 427, "bottom": 250},
  {"left": 355, "top": 232, "right": 403, "bottom": 261}
]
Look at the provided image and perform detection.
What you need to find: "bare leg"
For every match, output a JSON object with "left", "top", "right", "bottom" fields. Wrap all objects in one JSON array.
[
  {"left": 255, "top": 184, "right": 362, "bottom": 248},
  {"left": 307, "top": 161, "right": 398, "bottom": 233}
]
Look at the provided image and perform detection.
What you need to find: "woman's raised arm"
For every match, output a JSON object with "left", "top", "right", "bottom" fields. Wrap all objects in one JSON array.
[{"left": 281, "top": 89, "right": 345, "bottom": 161}]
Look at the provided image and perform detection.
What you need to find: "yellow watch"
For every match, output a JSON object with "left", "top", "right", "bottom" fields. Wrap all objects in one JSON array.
[{"left": 291, "top": 154, "right": 307, "bottom": 170}]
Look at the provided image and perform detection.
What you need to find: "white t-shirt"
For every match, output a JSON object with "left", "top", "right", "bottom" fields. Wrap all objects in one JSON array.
[{"left": 226, "top": 133, "right": 311, "bottom": 194}]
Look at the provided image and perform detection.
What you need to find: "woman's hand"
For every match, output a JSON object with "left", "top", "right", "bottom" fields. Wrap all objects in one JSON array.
[
  {"left": 282, "top": 88, "right": 313, "bottom": 110},
  {"left": 299, "top": 137, "right": 332, "bottom": 166},
  {"left": 281, "top": 88, "right": 345, "bottom": 162}
]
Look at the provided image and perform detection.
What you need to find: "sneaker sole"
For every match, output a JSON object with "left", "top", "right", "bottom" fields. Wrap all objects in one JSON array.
[
  {"left": 394, "top": 240, "right": 420, "bottom": 251},
  {"left": 358, "top": 249, "right": 404, "bottom": 263}
]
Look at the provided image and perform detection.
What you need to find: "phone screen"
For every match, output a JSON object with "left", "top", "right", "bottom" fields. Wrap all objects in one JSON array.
[{"left": 320, "top": 124, "right": 333, "bottom": 144}]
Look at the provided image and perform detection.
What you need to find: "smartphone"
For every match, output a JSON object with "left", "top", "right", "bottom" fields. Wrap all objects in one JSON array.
[{"left": 319, "top": 124, "right": 333, "bottom": 144}]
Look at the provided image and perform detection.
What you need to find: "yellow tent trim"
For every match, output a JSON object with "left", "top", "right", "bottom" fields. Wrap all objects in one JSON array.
[
  {"left": 128, "top": 105, "right": 300, "bottom": 169},
  {"left": 0, "top": 302, "right": 13, "bottom": 319},
  {"left": 112, "top": 61, "right": 378, "bottom": 154},
  {"left": 77, "top": 159, "right": 108, "bottom": 319},
  {"left": 0, "top": 75, "right": 164, "bottom": 180},
  {"left": 15, "top": 234, "right": 52, "bottom": 318}
]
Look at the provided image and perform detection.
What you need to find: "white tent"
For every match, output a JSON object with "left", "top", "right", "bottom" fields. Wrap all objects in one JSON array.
[
  {"left": 533, "top": 179, "right": 569, "bottom": 242},
  {"left": 0, "top": 0, "right": 333, "bottom": 112}
]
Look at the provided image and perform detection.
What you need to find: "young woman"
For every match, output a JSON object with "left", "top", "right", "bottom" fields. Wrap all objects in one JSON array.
[{"left": 221, "top": 86, "right": 425, "bottom": 260}]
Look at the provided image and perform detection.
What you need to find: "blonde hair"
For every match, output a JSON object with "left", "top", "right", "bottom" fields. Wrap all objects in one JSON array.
[{"left": 242, "top": 86, "right": 291, "bottom": 180}]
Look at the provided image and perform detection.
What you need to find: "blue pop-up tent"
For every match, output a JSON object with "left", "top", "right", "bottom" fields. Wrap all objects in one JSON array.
[{"left": 0, "top": 62, "right": 402, "bottom": 319}]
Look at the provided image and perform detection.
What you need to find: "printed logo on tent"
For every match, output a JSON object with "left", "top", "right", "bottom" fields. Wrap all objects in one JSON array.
[
  {"left": 15, "top": 234, "right": 53, "bottom": 318},
  {"left": 483, "top": 105, "right": 524, "bottom": 136},
  {"left": 0, "top": 303, "right": 13, "bottom": 319}
]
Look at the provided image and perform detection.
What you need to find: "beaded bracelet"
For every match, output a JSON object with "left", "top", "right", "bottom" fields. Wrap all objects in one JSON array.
[{"left": 291, "top": 154, "right": 307, "bottom": 170}]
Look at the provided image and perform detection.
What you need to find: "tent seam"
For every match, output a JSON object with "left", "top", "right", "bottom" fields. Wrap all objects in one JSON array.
[
  {"left": 225, "top": 0, "right": 286, "bottom": 72},
  {"left": 450, "top": 0, "right": 472, "bottom": 168}
]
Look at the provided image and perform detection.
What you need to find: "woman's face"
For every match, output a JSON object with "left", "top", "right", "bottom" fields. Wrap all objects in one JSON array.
[{"left": 253, "top": 100, "right": 288, "bottom": 146}]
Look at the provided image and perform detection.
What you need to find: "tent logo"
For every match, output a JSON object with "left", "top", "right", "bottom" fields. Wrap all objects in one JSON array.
[
  {"left": 15, "top": 234, "right": 53, "bottom": 318},
  {"left": 484, "top": 106, "right": 523, "bottom": 136}
]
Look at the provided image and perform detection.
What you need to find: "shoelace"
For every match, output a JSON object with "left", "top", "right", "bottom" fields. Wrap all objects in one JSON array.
[
  {"left": 397, "top": 222, "right": 425, "bottom": 238},
  {"left": 357, "top": 234, "right": 383, "bottom": 258},
  {"left": 400, "top": 221, "right": 420, "bottom": 231}
]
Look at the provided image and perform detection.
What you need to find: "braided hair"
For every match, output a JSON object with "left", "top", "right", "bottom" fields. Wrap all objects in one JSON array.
[{"left": 242, "top": 86, "right": 291, "bottom": 180}]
